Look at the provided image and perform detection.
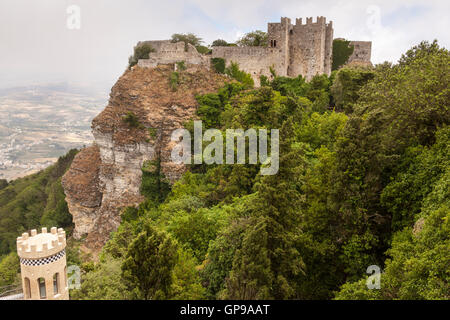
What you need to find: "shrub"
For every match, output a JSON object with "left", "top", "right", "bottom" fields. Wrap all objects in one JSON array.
[
  {"left": 122, "top": 111, "right": 142, "bottom": 128},
  {"left": 225, "top": 62, "right": 254, "bottom": 89},
  {"left": 196, "top": 46, "right": 211, "bottom": 54},
  {"left": 176, "top": 61, "right": 186, "bottom": 71},
  {"left": 211, "top": 39, "right": 229, "bottom": 47},
  {"left": 128, "top": 44, "right": 155, "bottom": 69},
  {"left": 211, "top": 58, "right": 226, "bottom": 74},
  {"left": 171, "top": 33, "right": 203, "bottom": 48},
  {"left": 170, "top": 72, "right": 180, "bottom": 91}
]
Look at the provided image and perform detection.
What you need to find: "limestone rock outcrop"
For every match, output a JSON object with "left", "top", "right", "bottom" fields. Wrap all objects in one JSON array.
[{"left": 62, "top": 64, "right": 227, "bottom": 250}]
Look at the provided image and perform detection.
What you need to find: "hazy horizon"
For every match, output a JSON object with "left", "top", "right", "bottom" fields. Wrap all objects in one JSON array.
[{"left": 1, "top": 0, "right": 449, "bottom": 90}]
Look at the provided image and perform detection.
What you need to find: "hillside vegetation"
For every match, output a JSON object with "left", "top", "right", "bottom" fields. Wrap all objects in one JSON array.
[
  {"left": 70, "top": 41, "right": 449, "bottom": 300},
  {"left": 0, "top": 41, "right": 448, "bottom": 300},
  {"left": 0, "top": 150, "right": 76, "bottom": 257}
]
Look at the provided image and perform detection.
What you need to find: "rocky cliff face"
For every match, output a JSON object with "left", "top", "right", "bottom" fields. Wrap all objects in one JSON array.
[{"left": 62, "top": 64, "right": 227, "bottom": 250}]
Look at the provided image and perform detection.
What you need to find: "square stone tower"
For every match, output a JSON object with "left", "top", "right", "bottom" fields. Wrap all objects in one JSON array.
[
  {"left": 267, "top": 17, "right": 291, "bottom": 77},
  {"left": 267, "top": 16, "right": 333, "bottom": 81}
]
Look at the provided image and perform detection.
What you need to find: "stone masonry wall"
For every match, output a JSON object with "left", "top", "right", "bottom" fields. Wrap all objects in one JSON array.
[
  {"left": 137, "top": 41, "right": 210, "bottom": 69},
  {"left": 213, "top": 16, "right": 336, "bottom": 83},
  {"left": 348, "top": 41, "right": 372, "bottom": 64},
  {"left": 212, "top": 46, "right": 284, "bottom": 85},
  {"left": 137, "top": 17, "right": 371, "bottom": 85}
]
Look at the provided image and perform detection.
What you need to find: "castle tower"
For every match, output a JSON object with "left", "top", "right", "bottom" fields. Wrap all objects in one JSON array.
[
  {"left": 16, "top": 227, "right": 69, "bottom": 300},
  {"left": 267, "top": 17, "right": 291, "bottom": 77},
  {"left": 289, "top": 16, "right": 333, "bottom": 80}
]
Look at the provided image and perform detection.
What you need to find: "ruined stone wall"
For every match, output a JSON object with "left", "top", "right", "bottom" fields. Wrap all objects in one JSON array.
[
  {"left": 212, "top": 46, "right": 284, "bottom": 85},
  {"left": 136, "top": 17, "right": 370, "bottom": 86},
  {"left": 137, "top": 41, "right": 210, "bottom": 69},
  {"left": 348, "top": 41, "right": 372, "bottom": 64}
]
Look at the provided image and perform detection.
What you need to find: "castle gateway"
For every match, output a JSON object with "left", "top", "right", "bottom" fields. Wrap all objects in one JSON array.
[{"left": 137, "top": 17, "right": 372, "bottom": 85}]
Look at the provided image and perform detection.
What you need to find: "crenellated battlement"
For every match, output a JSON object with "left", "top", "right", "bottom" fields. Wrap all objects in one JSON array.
[
  {"left": 17, "top": 227, "right": 66, "bottom": 260},
  {"left": 294, "top": 16, "right": 328, "bottom": 26}
]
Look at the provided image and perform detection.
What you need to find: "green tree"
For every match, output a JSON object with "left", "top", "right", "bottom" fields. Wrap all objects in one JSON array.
[
  {"left": 330, "top": 66, "right": 375, "bottom": 113},
  {"left": 211, "top": 57, "right": 226, "bottom": 74},
  {"left": 237, "top": 30, "right": 268, "bottom": 47},
  {"left": 332, "top": 39, "right": 354, "bottom": 71},
  {"left": 211, "top": 39, "right": 229, "bottom": 47},
  {"left": 141, "top": 159, "right": 171, "bottom": 203},
  {"left": 122, "top": 224, "right": 179, "bottom": 300},
  {"left": 223, "top": 120, "right": 306, "bottom": 299},
  {"left": 0, "top": 253, "right": 20, "bottom": 287},
  {"left": 171, "top": 33, "right": 203, "bottom": 47},
  {"left": 128, "top": 44, "right": 155, "bottom": 69},
  {"left": 71, "top": 256, "right": 132, "bottom": 300}
]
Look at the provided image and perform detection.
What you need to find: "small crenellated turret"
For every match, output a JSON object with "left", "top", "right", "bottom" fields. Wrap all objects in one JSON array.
[
  {"left": 17, "top": 227, "right": 66, "bottom": 260},
  {"left": 17, "top": 227, "right": 69, "bottom": 300}
]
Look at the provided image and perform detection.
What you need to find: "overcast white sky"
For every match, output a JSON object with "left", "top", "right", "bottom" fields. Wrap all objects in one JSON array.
[{"left": 0, "top": 0, "right": 448, "bottom": 90}]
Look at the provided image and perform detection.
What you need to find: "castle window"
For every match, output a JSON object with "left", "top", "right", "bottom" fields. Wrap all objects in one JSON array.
[
  {"left": 53, "top": 273, "right": 60, "bottom": 295},
  {"left": 38, "top": 277, "right": 46, "bottom": 299},
  {"left": 274, "top": 40, "right": 277, "bottom": 47},
  {"left": 24, "top": 277, "right": 31, "bottom": 299}
]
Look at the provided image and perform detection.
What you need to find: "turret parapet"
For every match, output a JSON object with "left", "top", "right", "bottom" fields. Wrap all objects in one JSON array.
[
  {"left": 17, "top": 227, "right": 66, "bottom": 260},
  {"left": 295, "top": 16, "right": 328, "bottom": 26},
  {"left": 280, "top": 17, "right": 291, "bottom": 26}
]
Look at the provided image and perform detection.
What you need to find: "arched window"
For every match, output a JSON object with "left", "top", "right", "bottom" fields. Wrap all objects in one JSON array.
[
  {"left": 53, "top": 273, "right": 60, "bottom": 295},
  {"left": 24, "top": 277, "right": 31, "bottom": 299},
  {"left": 38, "top": 277, "right": 46, "bottom": 299}
]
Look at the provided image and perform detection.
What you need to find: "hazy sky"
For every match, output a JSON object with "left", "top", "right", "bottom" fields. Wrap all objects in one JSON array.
[{"left": 0, "top": 0, "right": 448, "bottom": 90}]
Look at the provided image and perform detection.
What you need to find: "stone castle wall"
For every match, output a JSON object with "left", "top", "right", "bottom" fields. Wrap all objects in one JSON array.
[
  {"left": 348, "top": 41, "right": 372, "bottom": 64},
  {"left": 137, "top": 40, "right": 210, "bottom": 69},
  {"left": 136, "top": 17, "right": 371, "bottom": 85},
  {"left": 212, "top": 46, "right": 284, "bottom": 85},
  {"left": 213, "top": 16, "right": 335, "bottom": 83}
]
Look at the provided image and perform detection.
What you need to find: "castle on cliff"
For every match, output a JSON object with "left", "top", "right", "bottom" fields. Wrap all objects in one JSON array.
[{"left": 136, "top": 17, "right": 372, "bottom": 85}]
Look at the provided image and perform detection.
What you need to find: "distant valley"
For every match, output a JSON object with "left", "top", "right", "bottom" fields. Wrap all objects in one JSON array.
[{"left": 0, "top": 83, "right": 108, "bottom": 181}]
